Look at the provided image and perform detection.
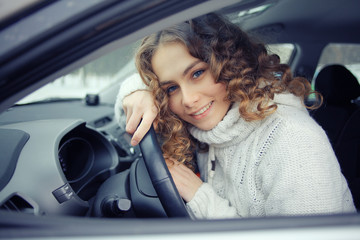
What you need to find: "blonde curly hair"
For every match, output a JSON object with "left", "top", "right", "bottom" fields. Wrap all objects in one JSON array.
[{"left": 135, "top": 13, "right": 321, "bottom": 171}]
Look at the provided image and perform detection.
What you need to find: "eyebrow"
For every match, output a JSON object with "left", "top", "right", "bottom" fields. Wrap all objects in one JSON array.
[
  {"left": 159, "top": 59, "right": 202, "bottom": 87},
  {"left": 183, "top": 60, "right": 202, "bottom": 77}
]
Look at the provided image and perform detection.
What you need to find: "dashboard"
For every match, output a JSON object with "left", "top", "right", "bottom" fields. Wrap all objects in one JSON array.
[{"left": 0, "top": 100, "right": 142, "bottom": 216}]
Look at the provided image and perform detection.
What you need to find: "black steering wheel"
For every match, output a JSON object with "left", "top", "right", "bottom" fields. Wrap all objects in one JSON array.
[{"left": 138, "top": 126, "right": 189, "bottom": 218}]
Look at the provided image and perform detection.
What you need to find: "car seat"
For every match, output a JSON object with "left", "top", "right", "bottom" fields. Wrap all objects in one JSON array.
[
  {"left": 334, "top": 108, "right": 360, "bottom": 210},
  {"left": 312, "top": 64, "right": 360, "bottom": 146},
  {"left": 312, "top": 64, "right": 360, "bottom": 210}
]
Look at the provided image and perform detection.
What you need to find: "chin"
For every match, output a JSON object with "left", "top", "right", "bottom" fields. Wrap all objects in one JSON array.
[{"left": 195, "top": 121, "right": 219, "bottom": 131}]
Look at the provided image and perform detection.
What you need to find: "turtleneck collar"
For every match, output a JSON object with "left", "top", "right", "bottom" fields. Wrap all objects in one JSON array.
[
  {"left": 188, "top": 93, "right": 304, "bottom": 147},
  {"left": 189, "top": 102, "right": 260, "bottom": 147}
]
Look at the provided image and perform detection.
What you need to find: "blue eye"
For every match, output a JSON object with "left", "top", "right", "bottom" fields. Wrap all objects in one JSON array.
[
  {"left": 166, "top": 85, "right": 178, "bottom": 95},
  {"left": 193, "top": 70, "right": 204, "bottom": 79}
]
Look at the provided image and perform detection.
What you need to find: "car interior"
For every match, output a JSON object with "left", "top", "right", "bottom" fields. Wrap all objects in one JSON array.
[{"left": 0, "top": 0, "right": 359, "bottom": 238}]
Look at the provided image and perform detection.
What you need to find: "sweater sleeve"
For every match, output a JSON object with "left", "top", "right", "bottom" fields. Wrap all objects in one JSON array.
[
  {"left": 186, "top": 183, "right": 240, "bottom": 219},
  {"left": 260, "top": 118, "right": 356, "bottom": 215},
  {"left": 114, "top": 73, "right": 148, "bottom": 128},
  {"left": 185, "top": 151, "right": 241, "bottom": 219}
]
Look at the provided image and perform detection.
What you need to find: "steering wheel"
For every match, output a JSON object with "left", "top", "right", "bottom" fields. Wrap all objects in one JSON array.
[{"left": 139, "top": 126, "right": 189, "bottom": 218}]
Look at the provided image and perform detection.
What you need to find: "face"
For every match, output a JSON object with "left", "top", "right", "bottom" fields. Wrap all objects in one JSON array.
[{"left": 151, "top": 42, "right": 231, "bottom": 131}]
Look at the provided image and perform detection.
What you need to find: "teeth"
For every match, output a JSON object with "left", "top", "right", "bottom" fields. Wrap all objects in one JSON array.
[{"left": 193, "top": 102, "right": 212, "bottom": 116}]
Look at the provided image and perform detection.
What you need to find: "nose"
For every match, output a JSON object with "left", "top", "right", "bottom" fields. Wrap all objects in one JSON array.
[{"left": 181, "top": 86, "right": 200, "bottom": 108}]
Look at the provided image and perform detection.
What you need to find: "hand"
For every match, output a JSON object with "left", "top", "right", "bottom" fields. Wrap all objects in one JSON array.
[
  {"left": 166, "top": 159, "right": 203, "bottom": 203},
  {"left": 122, "top": 90, "right": 158, "bottom": 146}
]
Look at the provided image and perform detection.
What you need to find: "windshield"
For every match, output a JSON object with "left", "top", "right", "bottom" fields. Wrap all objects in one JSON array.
[
  {"left": 17, "top": 41, "right": 297, "bottom": 105},
  {"left": 17, "top": 41, "right": 139, "bottom": 104}
]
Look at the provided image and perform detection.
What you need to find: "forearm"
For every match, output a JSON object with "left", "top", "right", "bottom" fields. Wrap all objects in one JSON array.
[{"left": 186, "top": 183, "right": 240, "bottom": 219}]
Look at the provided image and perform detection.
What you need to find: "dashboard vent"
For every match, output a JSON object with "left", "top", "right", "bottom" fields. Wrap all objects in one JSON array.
[{"left": 0, "top": 194, "right": 35, "bottom": 214}]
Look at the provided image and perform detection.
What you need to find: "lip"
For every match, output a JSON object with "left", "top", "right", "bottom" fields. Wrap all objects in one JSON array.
[{"left": 190, "top": 101, "right": 213, "bottom": 120}]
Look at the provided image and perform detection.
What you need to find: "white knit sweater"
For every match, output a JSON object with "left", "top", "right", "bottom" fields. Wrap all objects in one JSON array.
[
  {"left": 187, "top": 94, "right": 355, "bottom": 218},
  {"left": 115, "top": 74, "right": 356, "bottom": 219}
]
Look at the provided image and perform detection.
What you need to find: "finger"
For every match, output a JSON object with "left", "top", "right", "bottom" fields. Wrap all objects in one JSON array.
[
  {"left": 126, "top": 110, "right": 143, "bottom": 135},
  {"left": 124, "top": 107, "right": 131, "bottom": 123},
  {"left": 130, "top": 106, "right": 158, "bottom": 146},
  {"left": 130, "top": 117, "right": 153, "bottom": 146}
]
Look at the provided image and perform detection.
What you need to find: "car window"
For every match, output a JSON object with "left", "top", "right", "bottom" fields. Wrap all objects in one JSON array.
[
  {"left": 17, "top": 41, "right": 140, "bottom": 104},
  {"left": 306, "top": 43, "right": 360, "bottom": 102},
  {"left": 18, "top": 42, "right": 296, "bottom": 104},
  {"left": 267, "top": 43, "right": 295, "bottom": 64},
  {"left": 316, "top": 43, "right": 360, "bottom": 82}
]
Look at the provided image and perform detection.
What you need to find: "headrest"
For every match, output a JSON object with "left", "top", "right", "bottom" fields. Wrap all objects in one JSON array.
[{"left": 314, "top": 64, "right": 360, "bottom": 104}]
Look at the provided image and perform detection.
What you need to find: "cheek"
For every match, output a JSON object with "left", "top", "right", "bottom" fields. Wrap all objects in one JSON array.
[
  {"left": 213, "top": 82, "right": 228, "bottom": 97},
  {"left": 168, "top": 97, "right": 181, "bottom": 115}
]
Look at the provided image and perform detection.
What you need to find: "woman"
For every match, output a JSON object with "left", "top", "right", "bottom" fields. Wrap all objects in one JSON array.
[{"left": 115, "top": 13, "right": 355, "bottom": 219}]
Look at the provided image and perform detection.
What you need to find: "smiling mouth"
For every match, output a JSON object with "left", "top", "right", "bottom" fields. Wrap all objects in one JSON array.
[{"left": 192, "top": 101, "right": 213, "bottom": 116}]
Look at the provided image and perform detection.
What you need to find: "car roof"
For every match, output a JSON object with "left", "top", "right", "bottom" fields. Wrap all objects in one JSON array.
[
  {"left": 221, "top": 0, "right": 360, "bottom": 44},
  {"left": 0, "top": 0, "right": 41, "bottom": 23}
]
